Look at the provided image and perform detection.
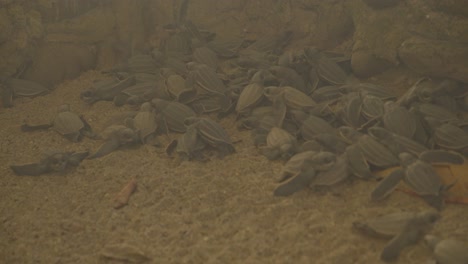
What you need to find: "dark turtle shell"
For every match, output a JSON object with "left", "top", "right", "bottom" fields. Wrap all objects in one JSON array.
[
  {"left": 188, "top": 63, "right": 227, "bottom": 96},
  {"left": 6, "top": 78, "right": 49, "bottom": 97},
  {"left": 358, "top": 135, "right": 399, "bottom": 168},
  {"left": 151, "top": 99, "right": 196, "bottom": 133},
  {"left": 299, "top": 114, "right": 336, "bottom": 141},
  {"left": 235, "top": 82, "right": 265, "bottom": 116},
  {"left": 193, "top": 46, "right": 219, "bottom": 69},
  {"left": 53, "top": 105, "right": 85, "bottom": 142},
  {"left": 132, "top": 102, "right": 158, "bottom": 144},
  {"left": 433, "top": 123, "right": 468, "bottom": 150},
  {"left": 261, "top": 127, "right": 297, "bottom": 160},
  {"left": 184, "top": 117, "right": 235, "bottom": 157},
  {"left": 383, "top": 101, "right": 416, "bottom": 139},
  {"left": 400, "top": 153, "right": 444, "bottom": 197}
]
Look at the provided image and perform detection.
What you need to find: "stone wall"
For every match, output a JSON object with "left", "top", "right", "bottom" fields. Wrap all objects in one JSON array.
[{"left": 0, "top": 0, "right": 467, "bottom": 88}]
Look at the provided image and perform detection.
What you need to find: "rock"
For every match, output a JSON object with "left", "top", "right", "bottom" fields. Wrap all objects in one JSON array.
[
  {"left": 398, "top": 36, "right": 468, "bottom": 83},
  {"left": 21, "top": 42, "right": 97, "bottom": 88}
]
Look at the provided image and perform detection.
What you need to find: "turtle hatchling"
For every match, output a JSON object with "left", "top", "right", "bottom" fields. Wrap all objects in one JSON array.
[
  {"left": 166, "top": 125, "right": 206, "bottom": 161},
  {"left": 125, "top": 102, "right": 159, "bottom": 145},
  {"left": 370, "top": 150, "right": 465, "bottom": 209},
  {"left": 353, "top": 211, "right": 440, "bottom": 262},
  {"left": 274, "top": 151, "right": 337, "bottom": 196},
  {"left": 184, "top": 117, "right": 235, "bottom": 158},
  {"left": 88, "top": 125, "right": 138, "bottom": 159},
  {"left": 22, "top": 104, "right": 97, "bottom": 142},
  {"left": 260, "top": 127, "right": 297, "bottom": 160},
  {"left": 425, "top": 235, "right": 468, "bottom": 264},
  {"left": 11, "top": 151, "right": 89, "bottom": 176}
]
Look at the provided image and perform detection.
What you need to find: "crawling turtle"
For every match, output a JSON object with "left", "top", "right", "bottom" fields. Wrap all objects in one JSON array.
[
  {"left": 380, "top": 211, "right": 440, "bottom": 262},
  {"left": 353, "top": 211, "right": 440, "bottom": 262},
  {"left": 273, "top": 151, "right": 337, "bottom": 196},
  {"left": 193, "top": 46, "right": 219, "bottom": 69},
  {"left": 311, "top": 154, "right": 349, "bottom": 187},
  {"left": 125, "top": 102, "right": 159, "bottom": 145},
  {"left": 339, "top": 126, "right": 399, "bottom": 177},
  {"left": 368, "top": 126, "right": 428, "bottom": 156},
  {"left": 425, "top": 235, "right": 468, "bottom": 264},
  {"left": 337, "top": 92, "right": 365, "bottom": 129},
  {"left": 360, "top": 94, "right": 384, "bottom": 121},
  {"left": 187, "top": 63, "right": 227, "bottom": 96},
  {"left": 264, "top": 86, "right": 316, "bottom": 112},
  {"left": 22, "top": 104, "right": 97, "bottom": 142},
  {"left": 260, "top": 127, "right": 297, "bottom": 160},
  {"left": 184, "top": 117, "right": 235, "bottom": 158},
  {"left": 304, "top": 48, "right": 349, "bottom": 85},
  {"left": 345, "top": 144, "right": 375, "bottom": 179},
  {"left": 81, "top": 76, "right": 136, "bottom": 104},
  {"left": 151, "top": 98, "right": 196, "bottom": 133},
  {"left": 292, "top": 111, "right": 336, "bottom": 141},
  {"left": 166, "top": 125, "right": 206, "bottom": 161},
  {"left": 370, "top": 150, "right": 465, "bottom": 209},
  {"left": 11, "top": 150, "right": 89, "bottom": 176},
  {"left": 164, "top": 74, "right": 196, "bottom": 103},
  {"left": 235, "top": 82, "right": 265, "bottom": 117},
  {"left": 1, "top": 77, "right": 49, "bottom": 107},
  {"left": 383, "top": 101, "right": 417, "bottom": 139},
  {"left": 88, "top": 125, "right": 138, "bottom": 159},
  {"left": 425, "top": 117, "right": 468, "bottom": 155},
  {"left": 411, "top": 103, "right": 459, "bottom": 123},
  {"left": 268, "top": 66, "right": 307, "bottom": 94},
  {"left": 113, "top": 81, "right": 168, "bottom": 107}
]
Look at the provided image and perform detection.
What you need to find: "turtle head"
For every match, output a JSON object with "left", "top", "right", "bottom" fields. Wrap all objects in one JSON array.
[
  {"left": 151, "top": 98, "right": 168, "bottom": 111},
  {"left": 423, "top": 116, "right": 442, "bottom": 129},
  {"left": 140, "top": 102, "right": 153, "bottom": 112},
  {"left": 290, "top": 110, "right": 308, "bottom": 123},
  {"left": 44, "top": 152, "right": 70, "bottom": 173},
  {"left": 338, "top": 126, "right": 361, "bottom": 143},
  {"left": 306, "top": 151, "right": 336, "bottom": 171},
  {"left": 398, "top": 152, "right": 416, "bottom": 166},
  {"left": 423, "top": 235, "right": 441, "bottom": 250},
  {"left": 251, "top": 69, "right": 276, "bottom": 85},
  {"left": 368, "top": 126, "right": 392, "bottom": 140},
  {"left": 183, "top": 116, "right": 200, "bottom": 127},
  {"left": 58, "top": 104, "right": 71, "bottom": 112},
  {"left": 263, "top": 86, "right": 282, "bottom": 100},
  {"left": 117, "top": 128, "right": 138, "bottom": 144}
]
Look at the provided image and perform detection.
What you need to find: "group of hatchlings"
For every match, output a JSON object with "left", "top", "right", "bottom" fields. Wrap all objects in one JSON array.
[{"left": 6, "top": 21, "right": 468, "bottom": 263}]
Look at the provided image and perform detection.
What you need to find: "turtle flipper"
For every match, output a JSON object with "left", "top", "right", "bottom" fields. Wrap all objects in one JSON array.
[
  {"left": 380, "top": 229, "right": 416, "bottom": 262},
  {"left": 346, "top": 145, "right": 376, "bottom": 180},
  {"left": 68, "top": 151, "right": 89, "bottom": 166},
  {"left": 371, "top": 168, "right": 405, "bottom": 202},
  {"left": 1, "top": 82, "right": 14, "bottom": 108},
  {"left": 421, "top": 195, "right": 445, "bottom": 211},
  {"left": 79, "top": 115, "right": 100, "bottom": 140},
  {"left": 63, "top": 132, "right": 81, "bottom": 142},
  {"left": 21, "top": 122, "right": 53, "bottom": 132},
  {"left": 88, "top": 138, "right": 120, "bottom": 159},
  {"left": 10, "top": 163, "right": 49, "bottom": 176},
  {"left": 274, "top": 167, "right": 316, "bottom": 197},
  {"left": 419, "top": 150, "right": 465, "bottom": 165},
  {"left": 380, "top": 211, "right": 439, "bottom": 262}
]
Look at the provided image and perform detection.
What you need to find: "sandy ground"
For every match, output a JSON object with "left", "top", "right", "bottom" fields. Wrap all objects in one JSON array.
[{"left": 1, "top": 70, "right": 468, "bottom": 264}]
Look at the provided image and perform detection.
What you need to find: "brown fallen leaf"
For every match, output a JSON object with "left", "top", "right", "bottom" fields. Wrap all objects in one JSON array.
[{"left": 113, "top": 177, "right": 137, "bottom": 209}]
